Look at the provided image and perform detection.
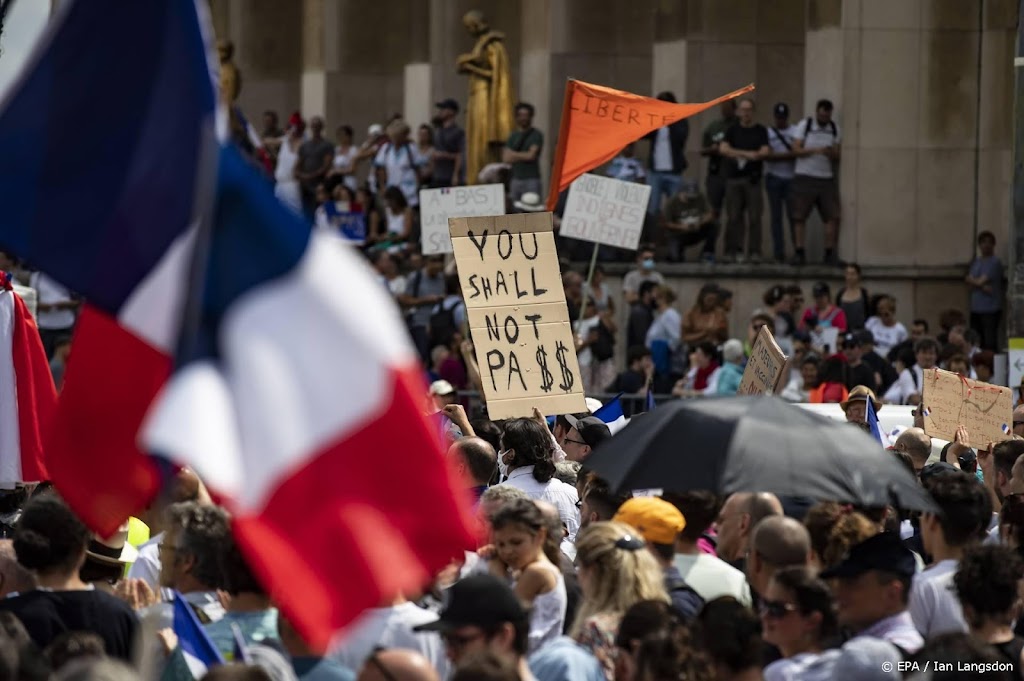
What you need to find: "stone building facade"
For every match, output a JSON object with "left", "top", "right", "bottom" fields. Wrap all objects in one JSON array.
[{"left": 209, "top": 0, "right": 1018, "bottom": 327}]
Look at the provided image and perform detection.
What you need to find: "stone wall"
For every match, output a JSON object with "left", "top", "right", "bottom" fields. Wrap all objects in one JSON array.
[{"left": 206, "top": 0, "right": 1017, "bottom": 325}]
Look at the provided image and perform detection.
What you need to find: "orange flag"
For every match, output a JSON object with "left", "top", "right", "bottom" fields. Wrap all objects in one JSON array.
[{"left": 546, "top": 80, "right": 755, "bottom": 210}]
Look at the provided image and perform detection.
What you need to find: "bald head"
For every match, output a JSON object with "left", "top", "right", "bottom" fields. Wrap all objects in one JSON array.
[
  {"left": 748, "top": 516, "right": 810, "bottom": 597},
  {"left": 0, "top": 539, "right": 35, "bottom": 597},
  {"left": 358, "top": 649, "right": 440, "bottom": 681},
  {"left": 751, "top": 516, "right": 811, "bottom": 567},
  {"left": 895, "top": 427, "right": 931, "bottom": 470},
  {"left": 746, "top": 492, "right": 783, "bottom": 524},
  {"left": 449, "top": 437, "right": 497, "bottom": 487},
  {"left": 535, "top": 500, "right": 566, "bottom": 546}
]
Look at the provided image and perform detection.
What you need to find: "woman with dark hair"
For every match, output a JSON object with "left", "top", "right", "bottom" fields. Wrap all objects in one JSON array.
[
  {"left": 369, "top": 186, "right": 413, "bottom": 247},
  {"left": 954, "top": 545, "right": 1024, "bottom": 675},
  {"left": 496, "top": 419, "right": 580, "bottom": 542},
  {"left": 761, "top": 567, "right": 841, "bottom": 680},
  {"left": 836, "top": 263, "right": 870, "bottom": 331},
  {"left": 0, "top": 494, "right": 137, "bottom": 660},
  {"left": 808, "top": 355, "right": 848, "bottom": 404},
  {"left": 694, "top": 597, "right": 763, "bottom": 681},
  {"left": 682, "top": 284, "right": 728, "bottom": 347}
]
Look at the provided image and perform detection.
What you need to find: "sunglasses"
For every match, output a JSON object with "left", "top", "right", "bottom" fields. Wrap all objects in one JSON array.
[
  {"left": 758, "top": 599, "right": 799, "bottom": 619},
  {"left": 564, "top": 438, "right": 588, "bottom": 446}
]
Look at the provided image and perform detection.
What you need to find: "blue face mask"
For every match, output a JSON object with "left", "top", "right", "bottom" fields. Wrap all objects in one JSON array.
[{"left": 642, "top": 258, "right": 655, "bottom": 270}]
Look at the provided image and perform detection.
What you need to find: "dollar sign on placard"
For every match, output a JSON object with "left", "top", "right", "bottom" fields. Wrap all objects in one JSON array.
[
  {"left": 536, "top": 346, "right": 554, "bottom": 393},
  {"left": 555, "top": 341, "right": 575, "bottom": 392}
]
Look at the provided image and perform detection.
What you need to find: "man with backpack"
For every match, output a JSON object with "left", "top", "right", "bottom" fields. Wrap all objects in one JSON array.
[
  {"left": 398, "top": 255, "right": 448, "bottom": 362},
  {"left": 374, "top": 118, "right": 427, "bottom": 208},
  {"left": 613, "top": 497, "right": 705, "bottom": 621},
  {"left": 790, "top": 99, "right": 842, "bottom": 266}
]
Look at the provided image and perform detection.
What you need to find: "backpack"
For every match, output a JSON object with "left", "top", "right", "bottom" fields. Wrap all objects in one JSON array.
[
  {"left": 804, "top": 117, "right": 838, "bottom": 139},
  {"left": 664, "top": 574, "right": 705, "bottom": 621},
  {"left": 590, "top": 321, "right": 615, "bottom": 362},
  {"left": 429, "top": 298, "right": 460, "bottom": 349}
]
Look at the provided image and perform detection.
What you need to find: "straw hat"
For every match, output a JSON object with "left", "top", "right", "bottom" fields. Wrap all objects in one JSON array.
[{"left": 841, "top": 385, "right": 881, "bottom": 413}]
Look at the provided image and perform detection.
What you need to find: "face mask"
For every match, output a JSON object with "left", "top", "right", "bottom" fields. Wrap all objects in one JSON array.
[
  {"left": 497, "top": 450, "right": 510, "bottom": 480},
  {"left": 642, "top": 258, "right": 655, "bottom": 270}
]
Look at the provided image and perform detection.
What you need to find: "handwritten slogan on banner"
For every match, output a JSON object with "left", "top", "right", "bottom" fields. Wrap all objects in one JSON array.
[
  {"left": 738, "top": 326, "right": 787, "bottom": 395},
  {"left": 449, "top": 213, "right": 587, "bottom": 419},
  {"left": 559, "top": 173, "right": 651, "bottom": 251},
  {"left": 921, "top": 367, "right": 1014, "bottom": 448},
  {"left": 419, "top": 184, "right": 505, "bottom": 255}
]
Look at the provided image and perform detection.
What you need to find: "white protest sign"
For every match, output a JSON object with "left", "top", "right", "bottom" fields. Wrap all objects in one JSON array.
[
  {"left": 559, "top": 173, "right": 651, "bottom": 251},
  {"left": 419, "top": 184, "right": 505, "bottom": 255}
]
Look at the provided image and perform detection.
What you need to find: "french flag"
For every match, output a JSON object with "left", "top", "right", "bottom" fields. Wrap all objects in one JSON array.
[
  {"left": 0, "top": 275, "right": 54, "bottom": 484},
  {"left": 0, "top": 0, "right": 475, "bottom": 649},
  {"left": 0, "top": 0, "right": 216, "bottom": 530}
]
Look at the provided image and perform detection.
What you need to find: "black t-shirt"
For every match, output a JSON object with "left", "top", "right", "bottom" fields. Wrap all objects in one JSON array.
[
  {"left": 0, "top": 589, "right": 138, "bottom": 660},
  {"left": 846, "top": 362, "right": 878, "bottom": 393},
  {"left": 724, "top": 124, "right": 769, "bottom": 178},
  {"left": 433, "top": 125, "right": 466, "bottom": 183},
  {"left": 608, "top": 369, "right": 646, "bottom": 394}
]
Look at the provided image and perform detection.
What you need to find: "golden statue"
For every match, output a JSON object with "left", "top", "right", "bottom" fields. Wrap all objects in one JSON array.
[
  {"left": 456, "top": 11, "right": 514, "bottom": 185},
  {"left": 217, "top": 40, "right": 242, "bottom": 106}
]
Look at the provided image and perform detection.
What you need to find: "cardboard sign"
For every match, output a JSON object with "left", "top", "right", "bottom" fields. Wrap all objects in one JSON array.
[
  {"left": 419, "top": 184, "right": 505, "bottom": 255},
  {"left": 921, "top": 367, "right": 1013, "bottom": 448},
  {"left": 449, "top": 212, "right": 587, "bottom": 419},
  {"left": 738, "top": 325, "right": 787, "bottom": 395},
  {"left": 559, "top": 173, "right": 651, "bottom": 251}
]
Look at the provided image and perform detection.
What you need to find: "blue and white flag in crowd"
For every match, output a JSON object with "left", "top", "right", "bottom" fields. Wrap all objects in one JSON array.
[
  {"left": 645, "top": 386, "right": 656, "bottom": 413},
  {"left": 866, "top": 397, "right": 886, "bottom": 447},
  {"left": 594, "top": 393, "right": 629, "bottom": 434},
  {"left": 173, "top": 591, "right": 223, "bottom": 674}
]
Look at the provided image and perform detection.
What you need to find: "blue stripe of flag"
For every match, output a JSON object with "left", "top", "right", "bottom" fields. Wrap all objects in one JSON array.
[
  {"left": 0, "top": 0, "right": 215, "bottom": 313},
  {"left": 173, "top": 591, "right": 223, "bottom": 668}
]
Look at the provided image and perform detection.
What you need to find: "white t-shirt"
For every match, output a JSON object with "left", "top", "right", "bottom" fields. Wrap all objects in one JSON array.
[
  {"left": 672, "top": 552, "right": 752, "bottom": 606},
  {"left": 29, "top": 272, "right": 75, "bottom": 330},
  {"left": 576, "top": 316, "right": 601, "bottom": 367},
  {"left": 793, "top": 117, "right": 841, "bottom": 178},
  {"left": 374, "top": 142, "right": 425, "bottom": 206},
  {"left": 764, "top": 125, "right": 797, "bottom": 180},
  {"left": 652, "top": 127, "right": 673, "bottom": 172},
  {"left": 865, "top": 316, "right": 908, "bottom": 359},
  {"left": 333, "top": 145, "right": 359, "bottom": 191},
  {"left": 126, "top": 533, "right": 163, "bottom": 591},
  {"left": 328, "top": 602, "right": 449, "bottom": 679},
  {"left": 909, "top": 559, "right": 967, "bottom": 638}
]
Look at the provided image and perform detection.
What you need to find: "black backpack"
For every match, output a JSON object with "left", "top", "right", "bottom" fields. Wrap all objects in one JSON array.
[
  {"left": 429, "top": 298, "right": 459, "bottom": 349},
  {"left": 590, "top": 320, "right": 615, "bottom": 362},
  {"left": 664, "top": 574, "right": 705, "bottom": 621}
]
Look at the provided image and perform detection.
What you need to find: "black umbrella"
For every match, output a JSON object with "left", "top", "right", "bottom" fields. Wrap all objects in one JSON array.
[{"left": 585, "top": 396, "right": 936, "bottom": 512}]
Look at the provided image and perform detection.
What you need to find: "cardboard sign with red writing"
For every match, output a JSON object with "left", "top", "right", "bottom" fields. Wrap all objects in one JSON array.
[
  {"left": 921, "top": 367, "right": 1013, "bottom": 448},
  {"left": 738, "top": 326, "right": 787, "bottom": 395}
]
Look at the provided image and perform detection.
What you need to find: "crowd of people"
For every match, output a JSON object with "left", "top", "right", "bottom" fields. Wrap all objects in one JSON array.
[
  {"left": 0, "top": 86, "right": 1017, "bottom": 681},
  {"left": 0, "top": 405, "right": 1020, "bottom": 680}
]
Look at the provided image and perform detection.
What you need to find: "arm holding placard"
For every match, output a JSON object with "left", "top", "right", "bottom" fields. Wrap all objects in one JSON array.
[{"left": 460, "top": 340, "right": 483, "bottom": 397}]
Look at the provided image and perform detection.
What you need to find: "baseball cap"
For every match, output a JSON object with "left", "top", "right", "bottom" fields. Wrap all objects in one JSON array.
[
  {"left": 564, "top": 415, "right": 611, "bottom": 449},
  {"left": 436, "top": 98, "right": 460, "bottom": 113},
  {"left": 854, "top": 329, "right": 874, "bottom": 346},
  {"left": 773, "top": 102, "right": 789, "bottom": 118},
  {"left": 613, "top": 497, "right": 686, "bottom": 545},
  {"left": 919, "top": 461, "right": 960, "bottom": 483},
  {"left": 841, "top": 332, "right": 858, "bottom": 349},
  {"left": 429, "top": 380, "right": 456, "bottom": 396},
  {"left": 819, "top": 532, "right": 916, "bottom": 580},
  {"left": 414, "top": 574, "right": 526, "bottom": 633},
  {"left": 812, "top": 281, "right": 830, "bottom": 298}
]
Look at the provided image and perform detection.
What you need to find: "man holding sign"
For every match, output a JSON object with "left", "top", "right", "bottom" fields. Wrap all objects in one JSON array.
[{"left": 448, "top": 213, "right": 587, "bottom": 419}]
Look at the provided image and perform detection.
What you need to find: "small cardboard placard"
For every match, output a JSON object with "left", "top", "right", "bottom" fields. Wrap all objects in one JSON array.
[
  {"left": 449, "top": 212, "right": 587, "bottom": 419},
  {"left": 921, "top": 367, "right": 1014, "bottom": 448},
  {"left": 558, "top": 173, "right": 650, "bottom": 251},
  {"left": 738, "top": 325, "right": 787, "bottom": 395},
  {"left": 419, "top": 184, "right": 505, "bottom": 255}
]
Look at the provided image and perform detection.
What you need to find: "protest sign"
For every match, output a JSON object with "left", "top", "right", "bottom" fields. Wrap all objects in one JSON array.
[
  {"left": 449, "top": 212, "right": 587, "bottom": 419},
  {"left": 921, "top": 367, "right": 1013, "bottom": 448},
  {"left": 738, "top": 325, "right": 787, "bottom": 395},
  {"left": 559, "top": 173, "right": 651, "bottom": 251},
  {"left": 419, "top": 184, "right": 505, "bottom": 255}
]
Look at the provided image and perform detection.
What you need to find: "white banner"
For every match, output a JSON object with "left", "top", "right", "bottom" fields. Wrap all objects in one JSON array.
[
  {"left": 559, "top": 173, "right": 651, "bottom": 251},
  {"left": 419, "top": 184, "right": 505, "bottom": 255}
]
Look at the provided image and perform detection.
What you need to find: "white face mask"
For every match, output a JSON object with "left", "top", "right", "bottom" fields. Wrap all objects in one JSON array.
[{"left": 497, "top": 449, "right": 512, "bottom": 480}]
